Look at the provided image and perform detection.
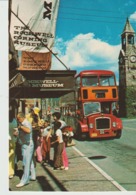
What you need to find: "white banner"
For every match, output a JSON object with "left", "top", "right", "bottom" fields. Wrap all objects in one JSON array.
[{"left": 10, "top": 0, "right": 60, "bottom": 53}]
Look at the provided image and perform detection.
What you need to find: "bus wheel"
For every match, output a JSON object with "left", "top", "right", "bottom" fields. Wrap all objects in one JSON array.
[
  {"left": 116, "top": 130, "right": 122, "bottom": 139},
  {"left": 76, "top": 125, "right": 86, "bottom": 140}
]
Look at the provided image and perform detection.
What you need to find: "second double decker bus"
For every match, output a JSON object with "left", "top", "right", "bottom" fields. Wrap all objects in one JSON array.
[{"left": 60, "top": 70, "right": 123, "bottom": 140}]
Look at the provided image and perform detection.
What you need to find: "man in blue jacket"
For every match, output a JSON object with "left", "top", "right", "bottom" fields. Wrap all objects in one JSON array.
[{"left": 15, "top": 112, "right": 36, "bottom": 188}]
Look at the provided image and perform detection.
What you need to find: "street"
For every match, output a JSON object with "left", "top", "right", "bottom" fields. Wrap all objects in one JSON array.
[{"left": 74, "top": 118, "right": 136, "bottom": 191}]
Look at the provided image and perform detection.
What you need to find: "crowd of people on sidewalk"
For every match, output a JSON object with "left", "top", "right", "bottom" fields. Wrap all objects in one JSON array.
[{"left": 9, "top": 106, "right": 74, "bottom": 188}]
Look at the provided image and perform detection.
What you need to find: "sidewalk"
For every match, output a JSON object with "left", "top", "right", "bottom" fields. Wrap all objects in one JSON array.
[{"left": 9, "top": 146, "right": 120, "bottom": 192}]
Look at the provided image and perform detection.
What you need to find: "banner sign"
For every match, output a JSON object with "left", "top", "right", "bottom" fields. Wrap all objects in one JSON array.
[
  {"left": 10, "top": 0, "right": 60, "bottom": 53},
  {"left": 17, "top": 73, "right": 75, "bottom": 90},
  {"left": 19, "top": 51, "right": 51, "bottom": 70}
]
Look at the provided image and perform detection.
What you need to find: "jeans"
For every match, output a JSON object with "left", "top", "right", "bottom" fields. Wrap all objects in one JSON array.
[{"left": 20, "top": 140, "right": 36, "bottom": 184}]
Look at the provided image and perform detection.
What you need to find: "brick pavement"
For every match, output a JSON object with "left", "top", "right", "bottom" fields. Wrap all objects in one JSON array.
[{"left": 9, "top": 146, "right": 120, "bottom": 192}]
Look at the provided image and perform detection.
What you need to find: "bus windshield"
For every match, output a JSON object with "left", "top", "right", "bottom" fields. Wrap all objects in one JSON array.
[
  {"left": 83, "top": 102, "right": 100, "bottom": 116},
  {"left": 82, "top": 76, "right": 98, "bottom": 86},
  {"left": 82, "top": 75, "right": 115, "bottom": 87},
  {"left": 99, "top": 75, "right": 115, "bottom": 86}
]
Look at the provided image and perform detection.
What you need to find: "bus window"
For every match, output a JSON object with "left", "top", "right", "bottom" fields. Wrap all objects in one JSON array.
[
  {"left": 82, "top": 76, "right": 98, "bottom": 86},
  {"left": 101, "top": 102, "right": 111, "bottom": 114},
  {"left": 99, "top": 75, "right": 115, "bottom": 86},
  {"left": 83, "top": 102, "right": 100, "bottom": 116},
  {"left": 112, "top": 102, "right": 119, "bottom": 117}
]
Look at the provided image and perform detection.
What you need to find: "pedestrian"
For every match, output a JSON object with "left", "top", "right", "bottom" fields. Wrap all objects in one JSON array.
[
  {"left": 15, "top": 112, "right": 36, "bottom": 188},
  {"left": 46, "top": 107, "right": 52, "bottom": 122},
  {"left": 41, "top": 119, "right": 52, "bottom": 165},
  {"left": 52, "top": 112, "right": 69, "bottom": 170},
  {"left": 35, "top": 119, "right": 45, "bottom": 163},
  {"left": 26, "top": 107, "right": 41, "bottom": 165},
  {"left": 51, "top": 121, "right": 64, "bottom": 170},
  {"left": 9, "top": 109, "right": 18, "bottom": 179},
  {"left": 26, "top": 108, "right": 40, "bottom": 150}
]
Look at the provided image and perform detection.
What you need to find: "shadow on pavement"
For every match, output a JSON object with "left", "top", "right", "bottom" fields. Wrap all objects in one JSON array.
[
  {"left": 88, "top": 155, "right": 107, "bottom": 160},
  {"left": 36, "top": 176, "right": 55, "bottom": 191},
  {"left": 42, "top": 164, "right": 68, "bottom": 191}
]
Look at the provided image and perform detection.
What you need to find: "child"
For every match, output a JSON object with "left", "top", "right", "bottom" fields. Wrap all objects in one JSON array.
[
  {"left": 51, "top": 121, "right": 64, "bottom": 170},
  {"left": 52, "top": 112, "right": 69, "bottom": 170},
  {"left": 41, "top": 120, "right": 52, "bottom": 165}
]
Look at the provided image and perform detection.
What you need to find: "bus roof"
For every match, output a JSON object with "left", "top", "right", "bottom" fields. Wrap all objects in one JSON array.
[{"left": 75, "top": 70, "right": 114, "bottom": 78}]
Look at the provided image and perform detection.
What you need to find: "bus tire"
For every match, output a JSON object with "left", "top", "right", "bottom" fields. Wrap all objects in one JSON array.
[
  {"left": 76, "top": 125, "right": 86, "bottom": 140},
  {"left": 116, "top": 130, "right": 122, "bottom": 139},
  {"left": 75, "top": 125, "right": 81, "bottom": 140}
]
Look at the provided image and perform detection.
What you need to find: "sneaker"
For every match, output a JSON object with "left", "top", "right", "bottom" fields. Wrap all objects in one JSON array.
[
  {"left": 16, "top": 183, "right": 25, "bottom": 188},
  {"left": 64, "top": 167, "right": 69, "bottom": 170}
]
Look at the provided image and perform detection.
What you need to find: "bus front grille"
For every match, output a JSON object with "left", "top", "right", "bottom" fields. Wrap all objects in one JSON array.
[{"left": 96, "top": 118, "right": 110, "bottom": 130}]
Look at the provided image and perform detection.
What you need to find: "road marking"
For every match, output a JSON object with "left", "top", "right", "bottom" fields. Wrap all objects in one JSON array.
[{"left": 72, "top": 146, "right": 127, "bottom": 191}]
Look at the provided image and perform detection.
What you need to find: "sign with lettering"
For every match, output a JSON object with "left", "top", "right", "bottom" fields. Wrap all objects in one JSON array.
[
  {"left": 28, "top": 79, "right": 64, "bottom": 88},
  {"left": 9, "top": 70, "right": 77, "bottom": 98},
  {"left": 10, "top": 0, "right": 60, "bottom": 53},
  {"left": 19, "top": 51, "right": 51, "bottom": 70}
]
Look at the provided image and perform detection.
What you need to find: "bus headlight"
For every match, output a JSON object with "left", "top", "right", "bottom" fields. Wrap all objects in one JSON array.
[
  {"left": 89, "top": 123, "right": 93, "bottom": 128},
  {"left": 112, "top": 122, "right": 116, "bottom": 127}
]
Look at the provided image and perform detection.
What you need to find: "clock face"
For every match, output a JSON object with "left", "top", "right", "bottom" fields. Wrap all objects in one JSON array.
[{"left": 130, "top": 55, "right": 136, "bottom": 63}]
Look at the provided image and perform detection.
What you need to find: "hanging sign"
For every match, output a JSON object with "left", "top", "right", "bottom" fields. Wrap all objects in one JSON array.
[
  {"left": 19, "top": 51, "right": 51, "bottom": 70},
  {"left": 10, "top": 0, "right": 60, "bottom": 53}
]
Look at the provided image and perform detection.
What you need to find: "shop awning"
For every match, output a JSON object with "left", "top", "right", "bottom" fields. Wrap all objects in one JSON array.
[{"left": 9, "top": 70, "right": 76, "bottom": 98}]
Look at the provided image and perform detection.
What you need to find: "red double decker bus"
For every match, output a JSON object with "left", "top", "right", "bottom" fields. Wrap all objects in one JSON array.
[{"left": 60, "top": 70, "right": 123, "bottom": 140}]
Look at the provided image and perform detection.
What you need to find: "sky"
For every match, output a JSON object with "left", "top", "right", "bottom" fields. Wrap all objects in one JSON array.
[{"left": 51, "top": 0, "right": 136, "bottom": 83}]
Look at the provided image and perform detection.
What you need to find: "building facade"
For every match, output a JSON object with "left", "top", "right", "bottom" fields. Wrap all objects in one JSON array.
[{"left": 118, "top": 18, "right": 136, "bottom": 117}]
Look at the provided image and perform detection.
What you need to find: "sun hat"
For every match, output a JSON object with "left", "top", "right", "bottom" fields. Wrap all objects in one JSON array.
[{"left": 33, "top": 107, "right": 40, "bottom": 115}]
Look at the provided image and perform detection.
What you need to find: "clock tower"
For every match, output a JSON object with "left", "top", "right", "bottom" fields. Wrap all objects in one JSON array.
[{"left": 118, "top": 18, "right": 136, "bottom": 117}]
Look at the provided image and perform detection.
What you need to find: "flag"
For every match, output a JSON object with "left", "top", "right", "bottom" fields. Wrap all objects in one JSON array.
[{"left": 10, "top": 0, "right": 60, "bottom": 53}]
